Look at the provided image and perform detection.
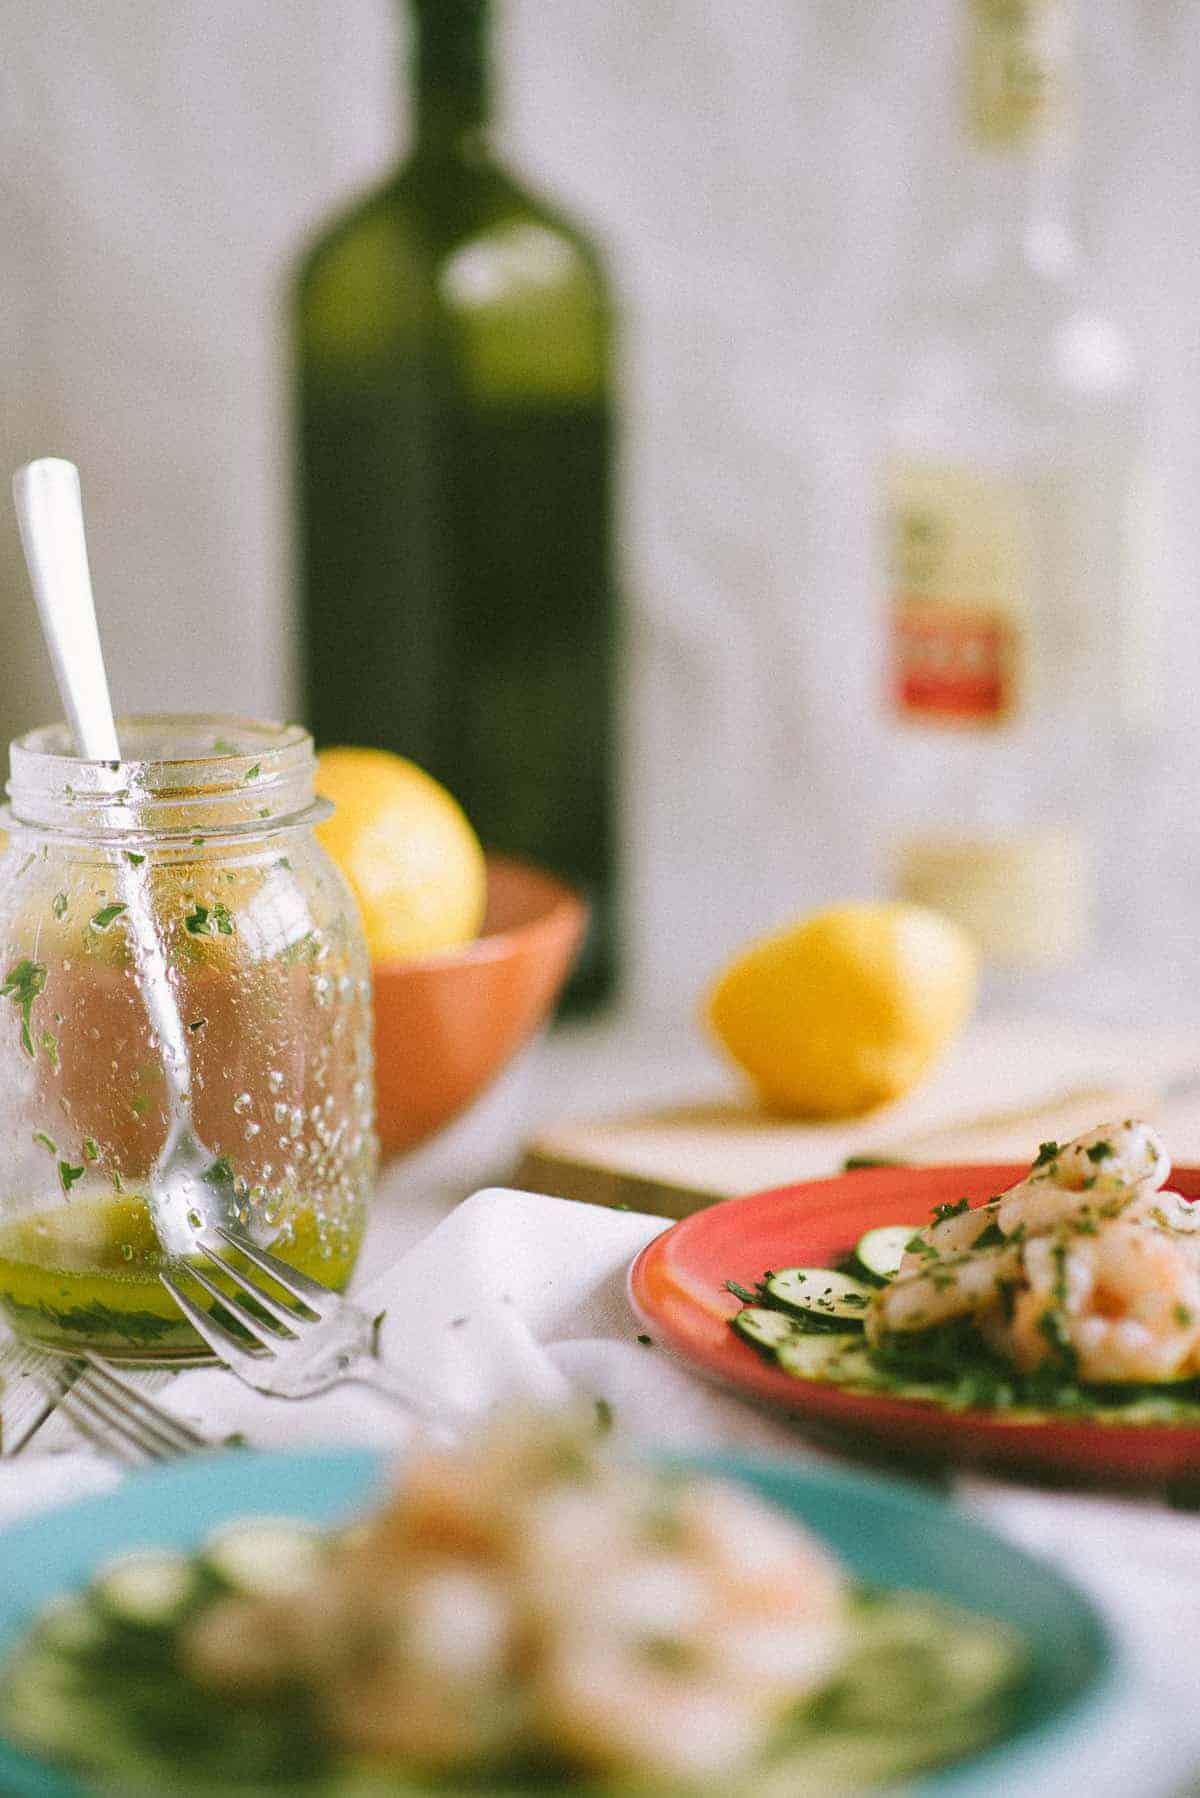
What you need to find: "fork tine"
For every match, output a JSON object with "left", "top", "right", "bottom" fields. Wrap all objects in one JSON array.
[
  {"left": 160, "top": 1272, "right": 270, "bottom": 1372},
  {"left": 81, "top": 1354, "right": 209, "bottom": 1454},
  {"left": 190, "top": 1244, "right": 307, "bottom": 1333},
  {"left": 183, "top": 1261, "right": 296, "bottom": 1345},
  {"left": 207, "top": 1225, "right": 330, "bottom": 1315},
  {"left": 58, "top": 1370, "right": 175, "bottom": 1464}
]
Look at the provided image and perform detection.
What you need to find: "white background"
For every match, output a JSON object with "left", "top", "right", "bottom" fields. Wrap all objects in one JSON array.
[{"left": 2, "top": 0, "right": 1199, "bottom": 1016}]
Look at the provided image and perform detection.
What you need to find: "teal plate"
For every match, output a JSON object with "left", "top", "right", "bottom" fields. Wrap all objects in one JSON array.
[{"left": 0, "top": 1447, "right": 1114, "bottom": 1797}]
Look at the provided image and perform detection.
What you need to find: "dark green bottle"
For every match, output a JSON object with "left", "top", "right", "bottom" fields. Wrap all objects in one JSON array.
[{"left": 293, "top": 0, "right": 617, "bottom": 1013}]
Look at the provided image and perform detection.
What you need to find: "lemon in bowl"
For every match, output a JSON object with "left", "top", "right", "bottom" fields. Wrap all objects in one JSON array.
[
  {"left": 314, "top": 747, "right": 487, "bottom": 962},
  {"left": 313, "top": 747, "right": 585, "bottom": 1156},
  {"left": 705, "top": 902, "right": 977, "bottom": 1117}
]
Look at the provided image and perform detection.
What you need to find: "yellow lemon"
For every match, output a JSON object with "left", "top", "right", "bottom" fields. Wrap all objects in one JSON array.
[
  {"left": 705, "top": 902, "right": 978, "bottom": 1117},
  {"left": 315, "top": 747, "right": 487, "bottom": 962}
]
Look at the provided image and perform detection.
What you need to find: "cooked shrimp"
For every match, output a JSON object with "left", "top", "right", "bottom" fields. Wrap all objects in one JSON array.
[
  {"left": 995, "top": 1120, "right": 1168, "bottom": 1238},
  {"left": 999, "top": 1219, "right": 1200, "bottom": 1384},
  {"left": 866, "top": 1242, "right": 1023, "bottom": 1341}
]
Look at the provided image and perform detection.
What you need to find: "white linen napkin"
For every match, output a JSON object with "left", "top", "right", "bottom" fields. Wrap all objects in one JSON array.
[{"left": 157, "top": 1189, "right": 804, "bottom": 1459}]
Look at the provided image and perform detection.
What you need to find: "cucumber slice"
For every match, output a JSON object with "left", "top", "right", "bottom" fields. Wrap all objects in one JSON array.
[
  {"left": 775, "top": 1332, "right": 874, "bottom": 1383},
  {"left": 732, "top": 1305, "right": 800, "bottom": 1355},
  {"left": 764, "top": 1267, "right": 875, "bottom": 1322},
  {"left": 35, "top": 1594, "right": 105, "bottom": 1657},
  {"left": 202, "top": 1518, "right": 323, "bottom": 1597},
  {"left": 91, "top": 1550, "right": 197, "bottom": 1631},
  {"left": 854, "top": 1225, "right": 919, "bottom": 1283}
]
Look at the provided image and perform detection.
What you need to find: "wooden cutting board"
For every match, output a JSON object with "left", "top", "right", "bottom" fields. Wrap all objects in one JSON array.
[{"left": 515, "top": 1017, "right": 1200, "bottom": 1217}]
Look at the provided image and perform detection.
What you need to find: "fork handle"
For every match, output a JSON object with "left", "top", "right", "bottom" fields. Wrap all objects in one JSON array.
[{"left": 341, "top": 1358, "right": 466, "bottom": 1434}]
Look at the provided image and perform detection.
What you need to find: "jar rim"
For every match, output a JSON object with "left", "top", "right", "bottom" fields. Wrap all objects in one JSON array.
[{"left": 7, "top": 714, "right": 318, "bottom": 839}]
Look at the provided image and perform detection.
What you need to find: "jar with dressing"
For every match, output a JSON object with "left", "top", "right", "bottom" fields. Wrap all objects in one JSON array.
[{"left": 0, "top": 717, "right": 376, "bottom": 1358}]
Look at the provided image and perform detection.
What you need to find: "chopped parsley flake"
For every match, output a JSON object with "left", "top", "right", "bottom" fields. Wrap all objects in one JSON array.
[
  {"left": 202, "top": 1155, "right": 234, "bottom": 1187},
  {"left": 932, "top": 1197, "right": 970, "bottom": 1223},
  {"left": 32, "top": 1132, "right": 57, "bottom": 1155},
  {"left": 91, "top": 903, "right": 127, "bottom": 930},
  {"left": 594, "top": 1397, "right": 614, "bottom": 1436},
  {"left": 637, "top": 1333, "right": 653, "bottom": 1345},
  {"left": 243, "top": 763, "right": 262, "bottom": 782},
  {"left": 1, "top": 960, "right": 47, "bottom": 1058},
  {"left": 1033, "top": 1141, "right": 1061, "bottom": 1169},
  {"left": 1086, "top": 1140, "right": 1114, "bottom": 1164},
  {"left": 58, "top": 1160, "right": 85, "bottom": 1195},
  {"left": 82, "top": 1137, "right": 100, "bottom": 1162},
  {"left": 185, "top": 903, "right": 234, "bottom": 937},
  {"left": 52, "top": 893, "right": 68, "bottom": 920},
  {"left": 40, "top": 1030, "right": 59, "bottom": 1071},
  {"left": 125, "top": 851, "right": 146, "bottom": 867}
]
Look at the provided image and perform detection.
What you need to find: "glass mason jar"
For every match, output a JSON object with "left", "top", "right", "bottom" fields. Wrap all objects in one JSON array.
[{"left": 0, "top": 716, "right": 376, "bottom": 1359}]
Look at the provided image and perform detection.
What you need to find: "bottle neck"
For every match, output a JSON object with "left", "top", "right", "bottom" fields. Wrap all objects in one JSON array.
[
  {"left": 956, "top": 0, "right": 1079, "bottom": 272},
  {"left": 410, "top": 0, "right": 491, "bottom": 157}
]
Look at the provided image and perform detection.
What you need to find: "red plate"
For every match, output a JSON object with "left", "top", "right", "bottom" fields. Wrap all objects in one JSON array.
[{"left": 629, "top": 1163, "right": 1200, "bottom": 1487}]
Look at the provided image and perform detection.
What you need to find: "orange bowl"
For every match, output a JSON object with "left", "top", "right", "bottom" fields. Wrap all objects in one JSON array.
[{"left": 371, "top": 855, "right": 588, "bottom": 1157}]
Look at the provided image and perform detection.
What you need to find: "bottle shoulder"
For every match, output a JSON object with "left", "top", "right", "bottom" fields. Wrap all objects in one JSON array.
[
  {"left": 296, "top": 154, "right": 608, "bottom": 294},
  {"left": 294, "top": 156, "right": 611, "bottom": 400}
]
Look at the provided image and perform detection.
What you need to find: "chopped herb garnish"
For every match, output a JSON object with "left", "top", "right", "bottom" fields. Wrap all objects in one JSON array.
[
  {"left": 51, "top": 892, "right": 68, "bottom": 920},
  {"left": 82, "top": 1137, "right": 100, "bottom": 1162},
  {"left": 32, "top": 1131, "right": 57, "bottom": 1155},
  {"left": 1033, "top": 1141, "right": 1060, "bottom": 1169},
  {"left": 275, "top": 857, "right": 292, "bottom": 872},
  {"left": 40, "top": 1030, "right": 59, "bottom": 1071},
  {"left": 972, "top": 1220, "right": 1006, "bottom": 1250},
  {"left": 371, "top": 1309, "right": 387, "bottom": 1354},
  {"left": 184, "top": 904, "right": 211, "bottom": 935},
  {"left": 639, "top": 1635, "right": 695, "bottom": 1671},
  {"left": 1085, "top": 1140, "right": 1114, "bottom": 1164},
  {"left": 637, "top": 1333, "right": 653, "bottom": 1346},
  {"left": 842, "top": 1155, "right": 909, "bottom": 1171},
  {"left": 905, "top": 1233, "right": 939, "bottom": 1261},
  {"left": 212, "top": 737, "right": 238, "bottom": 755},
  {"left": 212, "top": 903, "right": 234, "bottom": 935},
  {"left": 1, "top": 959, "right": 47, "bottom": 1058},
  {"left": 932, "top": 1197, "right": 970, "bottom": 1223},
  {"left": 202, "top": 1155, "right": 233, "bottom": 1187},
  {"left": 192, "top": 836, "right": 206, "bottom": 847},
  {"left": 125, "top": 851, "right": 146, "bottom": 867},
  {"left": 594, "top": 1397, "right": 614, "bottom": 1435},
  {"left": 1176, "top": 1304, "right": 1194, "bottom": 1328},
  {"left": 130, "top": 1095, "right": 149, "bottom": 1117},
  {"left": 91, "top": 903, "right": 127, "bottom": 930},
  {"left": 188, "top": 1017, "right": 208, "bottom": 1033},
  {"left": 243, "top": 763, "right": 262, "bottom": 782},
  {"left": 58, "top": 1160, "right": 85, "bottom": 1195}
]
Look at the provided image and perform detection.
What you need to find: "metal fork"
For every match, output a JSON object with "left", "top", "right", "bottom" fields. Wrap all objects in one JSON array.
[
  {"left": 160, "top": 1226, "right": 449, "bottom": 1422},
  {"left": 52, "top": 1354, "right": 211, "bottom": 1465}
]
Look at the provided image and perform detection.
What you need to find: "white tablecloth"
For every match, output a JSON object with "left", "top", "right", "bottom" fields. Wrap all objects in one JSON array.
[{"left": 4, "top": 1181, "right": 1200, "bottom": 1797}]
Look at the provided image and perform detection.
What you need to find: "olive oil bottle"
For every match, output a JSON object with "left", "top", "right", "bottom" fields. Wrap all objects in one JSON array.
[{"left": 294, "top": 0, "right": 617, "bottom": 1012}]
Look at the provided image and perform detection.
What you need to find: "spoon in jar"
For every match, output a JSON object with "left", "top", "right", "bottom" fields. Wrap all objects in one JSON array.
[{"left": 12, "top": 457, "right": 241, "bottom": 1256}]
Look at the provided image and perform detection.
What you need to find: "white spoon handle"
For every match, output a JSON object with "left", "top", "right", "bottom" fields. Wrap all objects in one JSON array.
[{"left": 12, "top": 459, "right": 121, "bottom": 763}]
